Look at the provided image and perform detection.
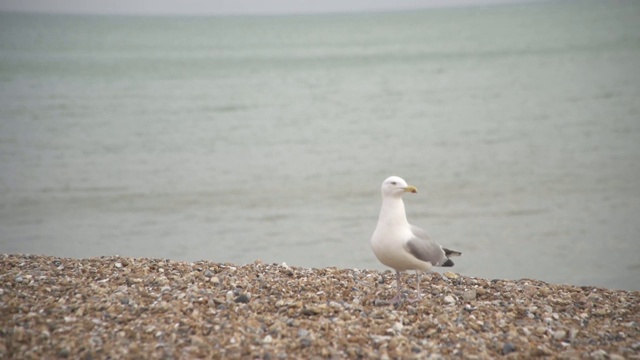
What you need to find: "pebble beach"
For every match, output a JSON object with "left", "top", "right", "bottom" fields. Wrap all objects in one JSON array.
[{"left": 1, "top": 254, "right": 638, "bottom": 359}]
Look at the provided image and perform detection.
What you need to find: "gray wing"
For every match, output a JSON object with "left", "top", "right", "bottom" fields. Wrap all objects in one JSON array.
[{"left": 404, "top": 224, "right": 450, "bottom": 267}]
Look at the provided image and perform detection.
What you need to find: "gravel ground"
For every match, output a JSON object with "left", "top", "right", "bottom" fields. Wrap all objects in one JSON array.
[{"left": 1, "top": 254, "right": 638, "bottom": 359}]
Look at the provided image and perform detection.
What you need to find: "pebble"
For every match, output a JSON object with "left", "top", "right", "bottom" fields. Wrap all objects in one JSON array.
[
  {"left": 234, "top": 294, "right": 250, "bottom": 303},
  {"left": 299, "top": 338, "right": 312, "bottom": 347},
  {"left": 443, "top": 271, "right": 458, "bottom": 279},
  {"left": 1, "top": 254, "right": 638, "bottom": 359},
  {"left": 502, "top": 342, "right": 516, "bottom": 355},
  {"left": 553, "top": 330, "right": 566, "bottom": 340},
  {"left": 590, "top": 349, "right": 608, "bottom": 360},
  {"left": 523, "top": 284, "right": 537, "bottom": 297},
  {"left": 462, "top": 289, "right": 476, "bottom": 301},
  {"left": 388, "top": 322, "right": 403, "bottom": 334}
]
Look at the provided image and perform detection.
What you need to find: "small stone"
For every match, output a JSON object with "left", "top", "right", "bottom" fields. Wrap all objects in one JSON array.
[
  {"left": 235, "top": 294, "right": 250, "bottom": 303},
  {"left": 300, "top": 338, "right": 312, "bottom": 347},
  {"left": 302, "top": 306, "right": 321, "bottom": 315},
  {"left": 590, "top": 349, "right": 608, "bottom": 360},
  {"left": 569, "top": 328, "right": 579, "bottom": 339},
  {"left": 462, "top": 289, "right": 476, "bottom": 301},
  {"left": 529, "top": 346, "right": 552, "bottom": 357},
  {"left": 443, "top": 272, "right": 458, "bottom": 280},
  {"left": 371, "top": 335, "right": 391, "bottom": 344},
  {"left": 203, "top": 269, "right": 213, "bottom": 278},
  {"left": 502, "top": 342, "right": 516, "bottom": 355},
  {"left": 115, "top": 262, "right": 123, "bottom": 268},
  {"left": 263, "top": 335, "right": 273, "bottom": 344},
  {"left": 523, "top": 284, "right": 537, "bottom": 297},
  {"left": 443, "top": 295, "right": 456, "bottom": 304},
  {"left": 57, "top": 347, "right": 70, "bottom": 358},
  {"left": 89, "top": 336, "right": 103, "bottom": 348},
  {"left": 536, "top": 326, "right": 547, "bottom": 335},
  {"left": 210, "top": 276, "right": 220, "bottom": 284},
  {"left": 553, "top": 330, "right": 566, "bottom": 340},
  {"left": 388, "top": 322, "right": 403, "bottom": 334}
]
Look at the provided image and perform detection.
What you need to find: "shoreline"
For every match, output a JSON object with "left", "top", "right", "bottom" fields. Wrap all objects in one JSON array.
[{"left": 2, "top": 254, "right": 638, "bottom": 359}]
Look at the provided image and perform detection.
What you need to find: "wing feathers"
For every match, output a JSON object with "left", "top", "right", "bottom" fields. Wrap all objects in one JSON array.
[
  {"left": 443, "top": 248, "right": 462, "bottom": 257},
  {"left": 405, "top": 225, "right": 461, "bottom": 267},
  {"left": 405, "top": 238, "right": 449, "bottom": 267}
]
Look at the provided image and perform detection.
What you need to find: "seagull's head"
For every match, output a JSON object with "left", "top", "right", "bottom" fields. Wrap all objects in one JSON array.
[{"left": 381, "top": 176, "right": 418, "bottom": 198}]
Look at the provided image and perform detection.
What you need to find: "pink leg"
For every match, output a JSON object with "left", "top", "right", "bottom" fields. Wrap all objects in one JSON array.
[{"left": 407, "top": 271, "right": 423, "bottom": 303}]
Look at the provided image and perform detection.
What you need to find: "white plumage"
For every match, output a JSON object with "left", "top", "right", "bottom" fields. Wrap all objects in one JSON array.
[{"left": 371, "top": 176, "right": 461, "bottom": 304}]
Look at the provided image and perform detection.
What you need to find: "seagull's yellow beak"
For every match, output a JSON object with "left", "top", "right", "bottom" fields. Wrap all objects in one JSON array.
[{"left": 403, "top": 185, "right": 418, "bottom": 193}]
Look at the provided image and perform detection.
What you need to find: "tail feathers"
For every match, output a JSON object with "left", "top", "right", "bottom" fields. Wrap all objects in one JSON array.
[
  {"left": 442, "top": 259, "right": 455, "bottom": 267},
  {"left": 443, "top": 248, "right": 462, "bottom": 257},
  {"left": 441, "top": 247, "right": 461, "bottom": 267}
]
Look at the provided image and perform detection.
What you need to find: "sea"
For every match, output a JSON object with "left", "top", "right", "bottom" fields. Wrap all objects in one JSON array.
[{"left": 1, "top": 0, "right": 639, "bottom": 291}]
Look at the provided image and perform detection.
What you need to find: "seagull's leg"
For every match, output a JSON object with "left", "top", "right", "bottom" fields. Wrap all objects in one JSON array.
[
  {"left": 375, "top": 271, "right": 403, "bottom": 305},
  {"left": 393, "top": 270, "right": 403, "bottom": 302},
  {"left": 407, "top": 271, "right": 423, "bottom": 303}
]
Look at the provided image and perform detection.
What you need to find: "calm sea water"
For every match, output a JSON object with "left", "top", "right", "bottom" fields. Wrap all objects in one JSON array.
[{"left": 1, "top": 1, "right": 639, "bottom": 290}]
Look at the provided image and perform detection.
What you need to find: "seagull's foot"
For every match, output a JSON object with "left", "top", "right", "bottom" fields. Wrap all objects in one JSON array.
[{"left": 406, "top": 294, "right": 423, "bottom": 304}]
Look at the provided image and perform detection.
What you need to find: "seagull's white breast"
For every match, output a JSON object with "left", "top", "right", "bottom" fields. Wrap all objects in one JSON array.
[{"left": 371, "top": 223, "right": 432, "bottom": 272}]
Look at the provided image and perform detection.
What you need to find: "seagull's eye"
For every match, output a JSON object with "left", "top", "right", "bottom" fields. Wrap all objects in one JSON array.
[{"left": 390, "top": 181, "right": 397, "bottom": 185}]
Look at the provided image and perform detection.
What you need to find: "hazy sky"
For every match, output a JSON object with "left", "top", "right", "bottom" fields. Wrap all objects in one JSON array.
[{"left": 0, "top": 0, "right": 541, "bottom": 15}]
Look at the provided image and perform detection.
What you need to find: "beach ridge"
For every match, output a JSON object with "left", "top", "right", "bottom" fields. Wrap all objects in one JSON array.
[{"left": 2, "top": 254, "right": 638, "bottom": 359}]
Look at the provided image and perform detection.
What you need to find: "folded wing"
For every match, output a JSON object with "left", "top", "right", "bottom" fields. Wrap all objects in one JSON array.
[{"left": 405, "top": 225, "right": 461, "bottom": 267}]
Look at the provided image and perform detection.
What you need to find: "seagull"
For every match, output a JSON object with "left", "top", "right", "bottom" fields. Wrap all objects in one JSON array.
[{"left": 370, "top": 176, "right": 461, "bottom": 305}]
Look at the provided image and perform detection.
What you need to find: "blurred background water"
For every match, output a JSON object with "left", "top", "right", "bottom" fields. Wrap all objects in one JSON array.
[{"left": 1, "top": 0, "right": 639, "bottom": 290}]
